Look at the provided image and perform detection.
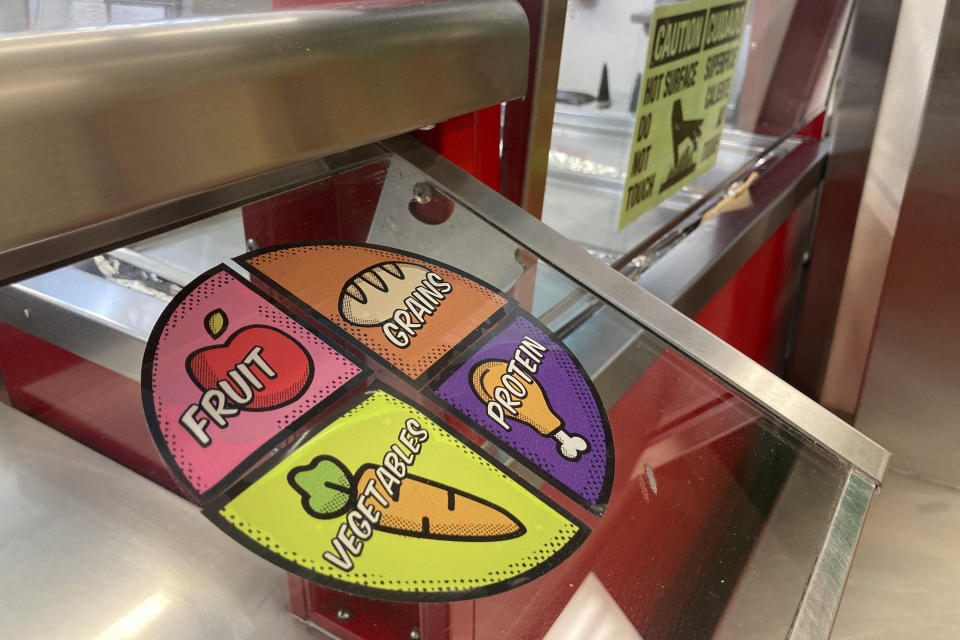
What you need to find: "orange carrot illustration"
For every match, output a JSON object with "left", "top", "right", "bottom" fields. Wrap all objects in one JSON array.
[{"left": 289, "top": 455, "right": 524, "bottom": 541}]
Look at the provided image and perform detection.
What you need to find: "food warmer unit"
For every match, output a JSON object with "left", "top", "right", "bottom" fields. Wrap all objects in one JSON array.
[{"left": 0, "top": 1, "right": 889, "bottom": 639}]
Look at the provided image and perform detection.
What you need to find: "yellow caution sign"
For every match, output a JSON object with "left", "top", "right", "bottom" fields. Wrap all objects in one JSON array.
[{"left": 619, "top": 0, "right": 750, "bottom": 228}]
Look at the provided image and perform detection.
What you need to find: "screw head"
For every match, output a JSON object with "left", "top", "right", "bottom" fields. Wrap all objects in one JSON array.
[
  {"left": 335, "top": 607, "right": 353, "bottom": 621},
  {"left": 246, "top": 238, "right": 260, "bottom": 251},
  {"left": 412, "top": 182, "right": 435, "bottom": 205},
  {"left": 409, "top": 627, "right": 421, "bottom": 640}
]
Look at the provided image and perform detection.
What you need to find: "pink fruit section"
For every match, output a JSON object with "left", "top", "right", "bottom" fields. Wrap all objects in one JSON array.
[{"left": 149, "top": 268, "right": 362, "bottom": 495}]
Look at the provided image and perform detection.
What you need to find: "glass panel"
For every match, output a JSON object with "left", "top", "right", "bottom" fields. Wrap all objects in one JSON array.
[
  {"left": 474, "top": 260, "right": 849, "bottom": 640},
  {"left": 546, "top": 0, "right": 849, "bottom": 257},
  {"left": 370, "top": 153, "right": 852, "bottom": 637},
  {"left": 0, "top": 150, "right": 857, "bottom": 638}
]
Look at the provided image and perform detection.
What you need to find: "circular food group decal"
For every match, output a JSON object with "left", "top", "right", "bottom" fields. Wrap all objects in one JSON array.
[{"left": 142, "top": 243, "right": 613, "bottom": 601}]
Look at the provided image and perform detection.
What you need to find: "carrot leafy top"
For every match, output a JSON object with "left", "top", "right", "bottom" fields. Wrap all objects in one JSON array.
[{"left": 289, "top": 456, "right": 353, "bottom": 519}]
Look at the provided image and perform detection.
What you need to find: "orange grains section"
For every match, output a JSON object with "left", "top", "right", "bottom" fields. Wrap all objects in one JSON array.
[{"left": 244, "top": 245, "right": 506, "bottom": 378}]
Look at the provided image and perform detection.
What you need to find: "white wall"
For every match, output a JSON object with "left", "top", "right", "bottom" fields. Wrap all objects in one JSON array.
[{"left": 557, "top": 0, "right": 654, "bottom": 109}]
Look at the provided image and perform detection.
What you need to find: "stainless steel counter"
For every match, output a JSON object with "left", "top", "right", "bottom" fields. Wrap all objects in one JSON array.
[{"left": 0, "top": 401, "right": 319, "bottom": 640}]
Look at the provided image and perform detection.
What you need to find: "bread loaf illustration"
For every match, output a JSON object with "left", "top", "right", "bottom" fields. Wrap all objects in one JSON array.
[{"left": 338, "top": 262, "right": 430, "bottom": 326}]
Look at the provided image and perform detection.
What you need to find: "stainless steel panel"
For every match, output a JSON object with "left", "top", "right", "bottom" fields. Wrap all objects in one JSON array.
[
  {"left": 788, "top": 0, "right": 902, "bottom": 399},
  {"left": 0, "top": 0, "right": 528, "bottom": 281},
  {"left": 518, "top": 0, "right": 567, "bottom": 216},
  {"left": 365, "top": 159, "right": 526, "bottom": 291},
  {"left": 384, "top": 135, "right": 890, "bottom": 485},
  {"left": 855, "top": 0, "right": 960, "bottom": 485},
  {"left": 820, "top": 0, "right": 948, "bottom": 416},
  {"left": 0, "top": 402, "right": 319, "bottom": 640},
  {"left": 741, "top": 0, "right": 853, "bottom": 135}
]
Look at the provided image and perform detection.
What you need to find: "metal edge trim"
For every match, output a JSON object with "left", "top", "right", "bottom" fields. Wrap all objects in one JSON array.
[
  {"left": 787, "top": 471, "right": 874, "bottom": 639},
  {"left": 383, "top": 134, "right": 890, "bottom": 485}
]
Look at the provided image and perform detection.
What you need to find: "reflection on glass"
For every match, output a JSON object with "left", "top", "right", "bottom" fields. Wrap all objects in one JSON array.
[
  {"left": 92, "top": 592, "right": 172, "bottom": 640},
  {"left": 544, "top": 573, "right": 643, "bottom": 640}
]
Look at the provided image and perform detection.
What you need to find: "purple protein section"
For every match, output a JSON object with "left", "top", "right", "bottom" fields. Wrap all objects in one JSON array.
[{"left": 433, "top": 313, "right": 609, "bottom": 504}]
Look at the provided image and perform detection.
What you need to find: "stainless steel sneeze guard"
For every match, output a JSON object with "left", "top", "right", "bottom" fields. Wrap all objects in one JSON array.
[
  {"left": 383, "top": 136, "right": 891, "bottom": 486},
  {"left": 0, "top": 0, "right": 528, "bottom": 281}
]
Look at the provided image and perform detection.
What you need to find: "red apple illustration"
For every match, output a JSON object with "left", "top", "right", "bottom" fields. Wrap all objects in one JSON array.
[{"left": 186, "top": 309, "right": 314, "bottom": 411}]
